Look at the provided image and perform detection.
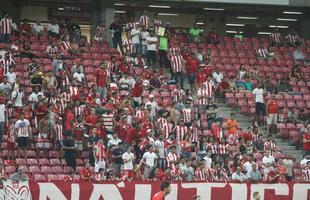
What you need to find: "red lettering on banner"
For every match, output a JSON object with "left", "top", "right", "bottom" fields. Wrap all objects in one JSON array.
[{"left": 4, "top": 181, "right": 310, "bottom": 200}]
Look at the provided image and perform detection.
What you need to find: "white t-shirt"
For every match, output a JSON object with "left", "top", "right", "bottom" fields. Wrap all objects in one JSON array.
[
  {"left": 73, "top": 72, "right": 85, "bottom": 82},
  {"left": 28, "top": 92, "right": 44, "bottom": 102},
  {"left": 6, "top": 72, "right": 16, "bottom": 84},
  {"left": 243, "top": 161, "right": 252, "bottom": 173},
  {"left": 252, "top": 88, "right": 264, "bottom": 103},
  {"left": 146, "top": 36, "right": 158, "bottom": 51},
  {"left": 47, "top": 24, "right": 60, "bottom": 34},
  {"left": 14, "top": 119, "right": 30, "bottom": 137},
  {"left": 11, "top": 91, "right": 24, "bottom": 107},
  {"left": 203, "top": 156, "right": 212, "bottom": 169},
  {"left": 107, "top": 138, "right": 122, "bottom": 147},
  {"left": 122, "top": 152, "right": 135, "bottom": 170},
  {"left": 300, "top": 158, "right": 310, "bottom": 168},
  {"left": 0, "top": 104, "right": 5, "bottom": 122},
  {"left": 32, "top": 24, "right": 44, "bottom": 33},
  {"left": 262, "top": 156, "right": 275, "bottom": 168},
  {"left": 212, "top": 72, "right": 223, "bottom": 83},
  {"left": 130, "top": 28, "right": 140, "bottom": 44},
  {"left": 154, "top": 140, "right": 165, "bottom": 158},
  {"left": 141, "top": 31, "right": 150, "bottom": 45},
  {"left": 143, "top": 151, "right": 158, "bottom": 167}
]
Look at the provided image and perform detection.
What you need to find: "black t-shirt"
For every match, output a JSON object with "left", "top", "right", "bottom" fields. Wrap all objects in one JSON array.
[
  {"left": 111, "top": 147, "right": 123, "bottom": 164},
  {"left": 206, "top": 103, "right": 217, "bottom": 120},
  {"left": 206, "top": 103, "right": 218, "bottom": 111},
  {"left": 31, "top": 76, "right": 43, "bottom": 85},
  {"left": 109, "top": 22, "right": 123, "bottom": 38}
]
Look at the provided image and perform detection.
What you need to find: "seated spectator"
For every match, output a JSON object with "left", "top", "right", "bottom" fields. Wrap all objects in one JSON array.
[
  {"left": 80, "top": 162, "right": 92, "bottom": 181},
  {"left": 277, "top": 77, "right": 292, "bottom": 93},
  {"left": 32, "top": 20, "right": 44, "bottom": 36},
  {"left": 232, "top": 166, "right": 247, "bottom": 183},
  {"left": 9, "top": 167, "right": 29, "bottom": 182},
  {"left": 262, "top": 150, "right": 275, "bottom": 178},
  {"left": 298, "top": 109, "right": 308, "bottom": 123},
  {"left": 302, "top": 161, "right": 310, "bottom": 182},
  {"left": 287, "top": 107, "right": 298, "bottom": 124},
  {"left": 300, "top": 155, "right": 310, "bottom": 169},
  {"left": 290, "top": 65, "right": 302, "bottom": 81},
  {"left": 247, "top": 163, "right": 261, "bottom": 183},
  {"left": 48, "top": 19, "right": 60, "bottom": 38},
  {"left": 256, "top": 45, "right": 269, "bottom": 59},
  {"left": 267, "top": 167, "right": 281, "bottom": 183}
]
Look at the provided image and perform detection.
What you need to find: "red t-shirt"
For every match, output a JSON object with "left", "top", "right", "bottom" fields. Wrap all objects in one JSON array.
[
  {"left": 303, "top": 134, "right": 310, "bottom": 151},
  {"left": 203, "top": 66, "right": 212, "bottom": 77},
  {"left": 131, "top": 83, "right": 144, "bottom": 97},
  {"left": 268, "top": 171, "right": 280, "bottom": 183},
  {"left": 196, "top": 72, "right": 206, "bottom": 86},
  {"left": 124, "top": 127, "right": 137, "bottom": 144},
  {"left": 152, "top": 191, "right": 164, "bottom": 200},
  {"left": 79, "top": 168, "right": 92, "bottom": 179},
  {"left": 96, "top": 68, "right": 107, "bottom": 87},
  {"left": 242, "top": 132, "right": 253, "bottom": 143},
  {"left": 268, "top": 100, "right": 278, "bottom": 114},
  {"left": 65, "top": 111, "right": 74, "bottom": 131},
  {"left": 85, "top": 114, "right": 98, "bottom": 127},
  {"left": 187, "top": 58, "right": 199, "bottom": 74}
]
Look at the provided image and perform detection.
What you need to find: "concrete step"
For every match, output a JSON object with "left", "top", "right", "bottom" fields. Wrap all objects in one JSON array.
[{"left": 278, "top": 145, "right": 296, "bottom": 151}]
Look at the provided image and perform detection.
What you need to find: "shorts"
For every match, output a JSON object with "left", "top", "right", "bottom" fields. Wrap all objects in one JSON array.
[
  {"left": 75, "top": 141, "right": 83, "bottom": 151},
  {"left": 95, "top": 161, "right": 106, "bottom": 172},
  {"left": 18, "top": 137, "right": 28, "bottom": 148},
  {"left": 267, "top": 114, "right": 278, "bottom": 125},
  {"left": 124, "top": 170, "right": 134, "bottom": 178},
  {"left": 255, "top": 102, "right": 266, "bottom": 115},
  {"left": 7, "top": 142, "right": 15, "bottom": 150}
]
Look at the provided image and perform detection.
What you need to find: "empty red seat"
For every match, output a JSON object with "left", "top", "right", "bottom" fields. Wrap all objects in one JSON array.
[
  {"left": 49, "top": 151, "right": 59, "bottom": 158},
  {"left": 47, "top": 174, "right": 60, "bottom": 181},
  {"left": 16, "top": 158, "right": 27, "bottom": 166},
  {"left": 5, "top": 166, "right": 16, "bottom": 174},
  {"left": 50, "top": 159, "right": 62, "bottom": 166},
  {"left": 34, "top": 174, "right": 46, "bottom": 181},
  {"left": 51, "top": 166, "right": 63, "bottom": 174},
  {"left": 26, "top": 151, "right": 36, "bottom": 158},
  {"left": 38, "top": 158, "right": 50, "bottom": 166},
  {"left": 76, "top": 159, "right": 84, "bottom": 166},
  {"left": 29, "top": 166, "right": 41, "bottom": 174},
  {"left": 19, "top": 165, "right": 29, "bottom": 173},
  {"left": 41, "top": 166, "right": 52, "bottom": 174},
  {"left": 27, "top": 159, "right": 38, "bottom": 166}
]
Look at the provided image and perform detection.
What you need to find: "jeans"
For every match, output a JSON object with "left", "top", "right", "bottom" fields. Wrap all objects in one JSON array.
[
  {"left": 97, "top": 86, "right": 107, "bottom": 99},
  {"left": 158, "top": 50, "right": 169, "bottom": 68},
  {"left": 174, "top": 72, "right": 184, "bottom": 88},
  {"left": 113, "top": 163, "right": 122, "bottom": 177},
  {"left": 0, "top": 122, "right": 4, "bottom": 143},
  {"left": 189, "top": 73, "right": 196, "bottom": 85},
  {"left": 147, "top": 50, "right": 157, "bottom": 67},
  {"left": 1, "top": 34, "right": 10, "bottom": 43},
  {"left": 112, "top": 37, "right": 122, "bottom": 48},
  {"left": 157, "top": 158, "right": 166, "bottom": 170},
  {"left": 132, "top": 43, "right": 140, "bottom": 56},
  {"left": 141, "top": 45, "right": 147, "bottom": 56}
]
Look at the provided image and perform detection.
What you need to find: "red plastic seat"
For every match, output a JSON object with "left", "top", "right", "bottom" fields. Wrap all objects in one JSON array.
[
  {"left": 51, "top": 166, "right": 63, "bottom": 174},
  {"left": 50, "top": 159, "right": 62, "bottom": 166},
  {"left": 40, "top": 166, "right": 52, "bottom": 174},
  {"left": 34, "top": 174, "right": 46, "bottom": 181},
  {"left": 19, "top": 165, "right": 29, "bottom": 173},
  {"left": 16, "top": 158, "right": 27, "bottom": 166},
  {"left": 48, "top": 151, "right": 60, "bottom": 158},
  {"left": 27, "top": 159, "right": 38, "bottom": 166},
  {"left": 47, "top": 174, "right": 60, "bottom": 181},
  {"left": 38, "top": 158, "right": 50, "bottom": 166},
  {"left": 76, "top": 159, "right": 84, "bottom": 166},
  {"left": 5, "top": 166, "right": 16, "bottom": 174},
  {"left": 26, "top": 151, "right": 36, "bottom": 158},
  {"left": 29, "top": 166, "right": 41, "bottom": 174}
]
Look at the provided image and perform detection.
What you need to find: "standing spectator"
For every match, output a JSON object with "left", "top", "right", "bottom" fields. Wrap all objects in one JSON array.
[
  {"left": 130, "top": 23, "right": 141, "bottom": 56},
  {"left": 283, "top": 153, "right": 293, "bottom": 181},
  {"left": 153, "top": 13, "right": 163, "bottom": 34},
  {"left": 15, "top": 113, "right": 31, "bottom": 159},
  {"left": 95, "top": 62, "right": 108, "bottom": 98},
  {"left": 270, "top": 28, "right": 282, "bottom": 47},
  {"left": 212, "top": 70, "right": 224, "bottom": 84},
  {"left": 0, "top": 52, "right": 15, "bottom": 76},
  {"left": 262, "top": 150, "right": 275, "bottom": 178},
  {"left": 155, "top": 134, "right": 166, "bottom": 170},
  {"left": 285, "top": 29, "right": 304, "bottom": 47},
  {"left": 252, "top": 83, "right": 266, "bottom": 126},
  {"left": 94, "top": 20, "right": 106, "bottom": 43},
  {"left": 143, "top": 145, "right": 158, "bottom": 179},
  {"left": 303, "top": 127, "right": 310, "bottom": 156},
  {"left": 32, "top": 21, "right": 44, "bottom": 36},
  {"left": 189, "top": 24, "right": 202, "bottom": 42},
  {"left": 47, "top": 19, "right": 60, "bottom": 38},
  {"left": 302, "top": 161, "right": 310, "bottom": 182},
  {"left": 140, "top": 27, "right": 150, "bottom": 57},
  {"left": 146, "top": 31, "right": 158, "bottom": 68},
  {"left": 208, "top": 27, "right": 220, "bottom": 44},
  {"left": 0, "top": 98, "right": 5, "bottom": 144},
  {"left": 187, "top": 53, "right": 199, "bottom": 90},
  {"left": 0, "top": 12, "right": 12, "bottom": 43},
  {"left": 110, "top": 143, "right": 123, "bottom": 177},
  {"left": 267, "top": 167, "right": 281, "bottom": 183},
  {"left": 158, "top": 32, "right": 169, "bottom": 69},
  {"left": 267, "top": 95, "right": 278, "bottom": 135},
  {"left": 93, "top": 138, "right": 107, "bottom": 173},
  {"left": 170, "top": 51, "right": 186, "bottom": 89},
  {"left": 122, "top": 32, "right": 133, "bottom": 55},
  {"left": 9, "top": 167, "right": 28, "bottom": 182},
  {"left": 140, "top": 10, "right": 150, "bottom": 29},
  {"left": 226, "top": 113, "right": 238, "bottom": 135},
  {"left": 109, "top": 16, "right": 123, "bottom": 52},
  {"left": 125, "top": 17, "right": 134, "bottom": 32},
  {"left": 63, "top": 134, "right": 77, "bottom": 171},
  {"left": 122, "top": 146, "right": 135, "bottom": 181}
]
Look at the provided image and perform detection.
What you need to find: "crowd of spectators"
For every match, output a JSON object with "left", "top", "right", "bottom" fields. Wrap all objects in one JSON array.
[{"left": 0, "top": 9, "right": 309, "bottom": 183}]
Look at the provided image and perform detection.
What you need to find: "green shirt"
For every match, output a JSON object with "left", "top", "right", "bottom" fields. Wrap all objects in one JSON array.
[
  {"left": 189, "top": 28, "right": 202, "bottom": 38},
  {"left": 159, "top": 37, "right": 168, "bottom": 51},
  {"left": 244, "top": 82, "right": 253, "bottom": 91}
]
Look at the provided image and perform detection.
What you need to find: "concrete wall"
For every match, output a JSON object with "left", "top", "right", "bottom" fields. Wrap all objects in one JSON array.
[{"left": 21, "top": 6, "right": 48, "bottom": 21}]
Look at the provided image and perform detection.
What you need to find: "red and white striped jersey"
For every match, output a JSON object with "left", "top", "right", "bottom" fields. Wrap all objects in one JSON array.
[
  {"left": 125, "top": 22, "right": 134, "bottom": 31},
  {"left": 257, "top": 48, "right": 268, "bottom": 58},
  {"left": 60, "top": 41, "right": 72, "bottom": 52},
  {"left": 122, "top": 38, "right": 133, "bottom": 54},
  {"left": 125, "top": 55, "right": 135, "bottom": 64},
  {"left": 189, "top": 126, "right": 199, "bottom": 142},
  {"left": 140, "top": 15, "right": 150, "bottom": 28},
  {"left": 102, "top": 113, "right": 114, "bottom": 130},
  {"left": 302, "top": 168, "right": 310, "bottom": 181},
  {"left": 94, "top": 25, "right": 105, "bottom": 41},
  {"left": 157, "top": 117, "right": 168, "bottom": 129},
  {"left": 153, "top": 19, "right": 163, "bottom": 33},
  {"left": 218, "top": 143, "right": 230, "bottom": 155},
  {"left": 264, "top": 141, "right": 276, "bottom": 151},
  {"left": 202, "top": 81, "right": 213, "bottom": 98},
  {"left": 209, "top": 143, "right": 219, "bottom": 154},
  {"left": 94, "top": 143, "right": 106, "bottom": 162},
  {"left": 62, "top": 92, "right": 72, "bottom": 103},
  {"left": 182, "top": 108, "right": 192, "bottom": 123},
  {"left": 6, "top": 108, "right": 13, "bottom": 119},
  {"left": 74, "top": 106, "right": 84, "bottom": 117},
  {"left": 0, "top": 57, "right": 15, "bottom": 75},
  {"left": 170, "top": 55, "right": 184, "bottom": 73},
  {"left": 54, "top": 124, "right": 64, "bottom": 141},
  {"left": 166, "top": 152, "right": 180, "bottom": 169},
  {"left": 7, "top": 124, "right": 15, "bottom": 143},
  {"left": 134, "top": 57, "right": 146, "bottom": 66},
  {"left": 0, "top": 17, "right": 12, "bottom": 34},
  {"left": 171, "top": 168, "right": 182, "bottom": 180},
  {"left": 174, "top": 125, "right": 188, "bottom": 142},
  {"left": 56, "top": 99, "right": 65, "bottom": 114},
  {"left": 95, "top": 173, "right": 105, "bottom": 181},
  {"left": 195, "top": 168, "right": 208, "bottom": 181},
  {"left": 162, "top": 122, "right": 173, "bottom": 139},
  {"left": 69, "top": 86, "right": 80, "bottom": 99},
  {"left": 168, "top": 47, "right": 181, "bottom": 59},
  {"left": 197, "top": 88, "right": 209, "bottom": 105},
  {"left": 172, "top": 88, "right": 185, "bottom": 103},
  {"left": 285, "top": 34, "right": 299, "bottom": 45},
  {"left": 135, "top": 110, "right": 145, "bottom": 121},
  {"left": 270, "top": 32, "right": 281, "bottom": 44}
]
